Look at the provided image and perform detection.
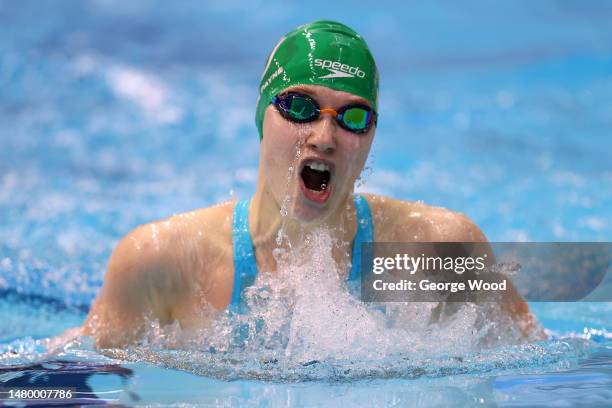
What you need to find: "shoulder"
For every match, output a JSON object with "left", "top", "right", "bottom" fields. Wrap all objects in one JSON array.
[
  {"left": 142, "top": 199, "right": 235, "bottom": 254},
  {"left": 361, "top": 193, "right": 487, "bottom": 242},
  {"left": 105, "top": 200, "right": 236, "bottom": 309},
  {"left": 115, "top": 201, "right": 229, "bottom": 269},
  {"left": 84, "top": 201, "right": 237, "bottom": 346}
]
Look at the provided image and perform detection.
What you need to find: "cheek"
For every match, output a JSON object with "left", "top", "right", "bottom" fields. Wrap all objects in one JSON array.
[
  {"left": 261, "top": 109, "right": 301, "bottom": 179},
  {"left": 340, "top": 133, "right": 373, "bottom": 167},
  {"left": 334, "top": 134, "right": 373, "bottom": 190}
]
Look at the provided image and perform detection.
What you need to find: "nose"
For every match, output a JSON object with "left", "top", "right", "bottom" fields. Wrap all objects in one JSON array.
[{"left": 306, "top": 110, "right": 337, "bottom": 154}]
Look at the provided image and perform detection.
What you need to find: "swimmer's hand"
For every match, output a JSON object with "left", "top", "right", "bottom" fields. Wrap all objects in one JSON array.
[{"left": 47, "top": 327, "right": 82, "bottom": 354}]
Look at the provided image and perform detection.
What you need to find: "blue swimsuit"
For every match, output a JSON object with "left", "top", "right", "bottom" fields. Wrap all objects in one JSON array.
[{"left": 230, "top": 194, "right": 373, "bottom": 312}]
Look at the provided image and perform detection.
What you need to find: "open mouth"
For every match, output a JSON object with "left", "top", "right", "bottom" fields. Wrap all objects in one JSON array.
[{"left": 299, "top": 159, "right": 334, "bottom": 204}]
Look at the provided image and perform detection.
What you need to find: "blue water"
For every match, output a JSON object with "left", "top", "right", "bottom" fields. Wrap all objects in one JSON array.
[{"left": 1, "top": 0, "right": 611, "bottom": 406}]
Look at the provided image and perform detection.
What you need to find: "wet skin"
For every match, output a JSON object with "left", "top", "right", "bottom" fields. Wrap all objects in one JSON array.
[{"left": 79, "top": 85, "right": 544, "bottom": 348}]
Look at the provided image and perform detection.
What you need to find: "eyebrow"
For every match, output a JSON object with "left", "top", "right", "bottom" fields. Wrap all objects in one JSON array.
[{"left": 284, "top": 86, "right": 371, "bottom": 107}]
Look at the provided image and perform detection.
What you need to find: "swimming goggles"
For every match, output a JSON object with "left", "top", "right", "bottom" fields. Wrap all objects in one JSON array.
[{"left": 271, "top": 92, "right": 377, "bottom": 134}]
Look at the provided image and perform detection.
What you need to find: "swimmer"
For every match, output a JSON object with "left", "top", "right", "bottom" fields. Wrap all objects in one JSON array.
[{"left": 78, "top": 20, "right": 544, "bottom": 348}]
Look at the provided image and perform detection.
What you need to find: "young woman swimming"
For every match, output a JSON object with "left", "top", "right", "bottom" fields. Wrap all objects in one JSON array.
[{"left": 80, "top": 20, "right": 543, "bottom": 348}]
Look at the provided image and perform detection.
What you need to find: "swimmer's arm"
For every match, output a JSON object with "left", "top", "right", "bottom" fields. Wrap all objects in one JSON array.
[
  {"left": 82, "top": 224, "right": 182, "bottom": 348},
  {"left": 383, "top": 200, "right": 546, "bottom": 340},
  {"left": 429, "top": 212, "right": 546, "bottom": 340}
]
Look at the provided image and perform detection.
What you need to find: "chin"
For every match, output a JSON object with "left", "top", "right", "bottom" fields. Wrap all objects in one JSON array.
[
  {"left": 290, "top": 204, "right": 327, "bottom": 224},
  {"left": 288, "top": 191, "right": 339, "bottom": 225}
]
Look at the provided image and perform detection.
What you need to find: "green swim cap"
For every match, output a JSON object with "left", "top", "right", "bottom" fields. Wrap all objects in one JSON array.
[{"left": 255, "top": 20, "right": 379, "bottom": 140}]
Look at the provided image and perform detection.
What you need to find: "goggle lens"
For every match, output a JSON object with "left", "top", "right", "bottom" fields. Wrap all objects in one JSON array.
[
  {"left": 272, "top": 93, "right": 376, "bottom": 133},
  {"left": 341, "top": 107, "right": 371, "bottom": 131},
  {"left": 287, "top": 95, "right": 317, "bottom": 121}
]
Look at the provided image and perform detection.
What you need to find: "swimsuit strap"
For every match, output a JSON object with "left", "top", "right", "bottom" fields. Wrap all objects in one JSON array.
[
  {"left": 348, "top": 194, "right": 374, "bottom": 281},
  {"left": 230, "top": 194, "right": 373, "bottom": 309},
  {"left": 230, "top": 199, "right": 258, "bottom": 311}
]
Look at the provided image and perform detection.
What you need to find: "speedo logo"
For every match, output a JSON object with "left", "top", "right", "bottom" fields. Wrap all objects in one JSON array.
[{"left": 314, "top": 59, "right": 365, "bottom": 79}]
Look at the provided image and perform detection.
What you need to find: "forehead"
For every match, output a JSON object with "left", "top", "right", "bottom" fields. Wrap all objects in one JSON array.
[{"left": 281, "top": 84, "right": 371, "bottom": 107}]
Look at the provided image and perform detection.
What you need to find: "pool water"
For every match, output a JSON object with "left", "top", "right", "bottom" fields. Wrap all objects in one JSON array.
[{"left": 1, "top": 0, "right": 611, "bottom": 406}]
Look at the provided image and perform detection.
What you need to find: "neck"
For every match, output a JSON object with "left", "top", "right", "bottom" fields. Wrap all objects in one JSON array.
[{"left": 249, "top": 167, "right": 357, "bottom": 262}]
